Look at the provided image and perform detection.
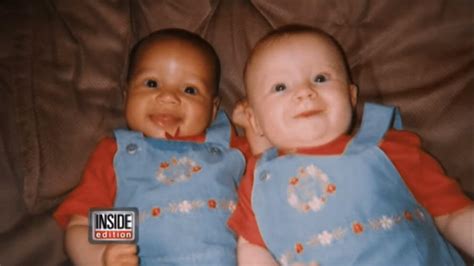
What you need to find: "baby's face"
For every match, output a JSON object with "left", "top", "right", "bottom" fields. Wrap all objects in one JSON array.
[
  {"left": 125, "top": 39, "right": 218, "bottom": 138},
  {"left": 246, "top": 33, "right": 357, "bottom": 150}
]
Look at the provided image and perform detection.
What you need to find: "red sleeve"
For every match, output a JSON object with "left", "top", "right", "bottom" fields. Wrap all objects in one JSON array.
[
  {"left": 380, "top": 130, "right": 472, "bottom": 217},
  {"left": 53, "top": 137, "right": 117, "bottom": 229},
  {"left": 227, "top": 157, "right": 267, "bottom": 248}
]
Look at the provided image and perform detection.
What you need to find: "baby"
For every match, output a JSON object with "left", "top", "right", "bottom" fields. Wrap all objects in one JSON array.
[
  {"left": 228, "top": 25, "right": 473, "bottom": 265},
  {"left": 54, "top": 28, "right": 248, "bottom": 265}
]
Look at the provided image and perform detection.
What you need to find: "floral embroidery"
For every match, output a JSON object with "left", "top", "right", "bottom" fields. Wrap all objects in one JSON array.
[
  {"left": 151, "top": 207, "right": 161, "bottom": 217},
  {"left": 326, "top": 184, "right": 336, "bottom": 193},
  {"left": 415, "top": 209, "right": 425, "bottom": 220},
  {"left": 404, "top": 211, "right": 413, "bottom": 221},
  {"left": 156, "top": 156, "right": 202, "bottom": 185},
  {"left": 280, "top": 252, "right": 320, "bottom": 266},
  {"left": 176, "top": 200, "right": 194, "bottom": 213},
  {"left": 318, "top": 230, "right": 334, "bottom": 246},
  {"left": 352, "top": 222, "right": 364, "bottom": 234},
  {"left": 279, "top": 208, "right": 427, "bottom": 265},
  {"left": 369, "top": 215, "right": 402, "bottom": 231},
  {"left": 208, "top": 199, "right": 217, "bottom": 209},
  {"left": 307, "top": 228, "right": 346, "bottom": 246},
  {"left": 143, "top": 199, "right": 236, "bottom": 219},
  {"left": 295, "top": 243, "right": 304, "bottom": 254},
  {"left": 287, "top": 164, "right": 335, "bottom": 213},
  {"left": 220, "top": 200, "right": 237, "bottom": 212}
]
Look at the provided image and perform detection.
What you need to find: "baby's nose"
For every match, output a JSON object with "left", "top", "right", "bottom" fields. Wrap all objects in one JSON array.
[
  {"left": 155, "top": 90, "right": 180, "bottom": 104},
  {"left": 295, "top": 85, "right": 316, "bottom": 100}
]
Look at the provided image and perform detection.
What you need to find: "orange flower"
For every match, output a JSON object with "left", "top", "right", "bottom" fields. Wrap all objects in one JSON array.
[
  {"left": 208, "top": 199, "right": 217, "bottom": 209},
  {"left": 295, "top": 243, "right": 304, "bottom": 254},
  {"left": 352, "top": 222, "right": 364, "bottom": 234},
  {"left": 303, "top": 204, "right": 310, "bottom": 212},
  {"left": 404, "top": 211, "right": 413, "bottom": 221},
  {"left": 152, "top": 207, "right": 161, "bottom": 217},
  {"left": 192, "top": 166, "right": 202, "bottom": 172},
  {"left": 326, "top": 184, "right": 336, "bottom": 193},
  {"left": 289, "top": 177, "right": 299, "bottom": 185},
  {"left": 160, "top": 162, "right": 169, "bottom": 169}
]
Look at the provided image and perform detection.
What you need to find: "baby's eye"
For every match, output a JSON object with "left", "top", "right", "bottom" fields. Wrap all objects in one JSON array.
[
  {"left": 184, "top": 86, "right": 198, "bottom": 95},
  {"left": 272, "top": 83, "right": 287, "bottom": 92},
  {"left": 145, "top": 79, "right": 159, "bottom": 88},
  {"left": 313, "top": 74, "right": 327, "bottom": 83}
]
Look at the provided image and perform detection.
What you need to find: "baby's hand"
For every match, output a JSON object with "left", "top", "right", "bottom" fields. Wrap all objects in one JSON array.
[{"left": 103, "top": 243, "right": 138, "bottom": 266}]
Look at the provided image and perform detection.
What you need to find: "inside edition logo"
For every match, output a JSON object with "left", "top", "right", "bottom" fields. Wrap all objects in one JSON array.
[{"left": 89, "top": 208, "right": 138, "bottom": 243}]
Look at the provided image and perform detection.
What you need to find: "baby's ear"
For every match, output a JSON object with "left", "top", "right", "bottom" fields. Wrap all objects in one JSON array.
[
  {"left": 211, "top": 96, "right": 221, "bottom": 120},
  {"left": 349, "top": 84, "right": 358, "bottom": 107},
  {"left": 231, "top": 98, "right": 250, "bottom": 128},
  {"left": 248, "top": 107, "right": 264, "bottom": 137},
  {"left": 122, "top": 89, "right": 128, "bottom": 108}
]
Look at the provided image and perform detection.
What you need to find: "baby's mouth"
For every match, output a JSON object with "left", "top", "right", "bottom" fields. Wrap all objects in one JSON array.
[
  {"left": 294, "top": 109, "right": 323, "bottom": 118},
  {"left": 149, "top": 114, "right": 182, "bottom": 135}
]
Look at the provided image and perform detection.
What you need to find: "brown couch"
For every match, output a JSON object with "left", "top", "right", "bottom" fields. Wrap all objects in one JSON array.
[{"left": 1, "top": 0, "right": 472, "bottom": 265}]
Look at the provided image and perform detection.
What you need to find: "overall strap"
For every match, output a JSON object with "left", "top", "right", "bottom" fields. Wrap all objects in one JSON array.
[
  {"left": 259, "top": 147, "right": 278, "bottom": 164},
  {"left": 114, "top": 129, "right": 144, "bottom": 151},
  {"left": 254, "top": 147, "right": 278, "bottom": 178},
  {"left": 345, "top": 103, "right": 403, "bottom": 154},
  {"left": 205, "top": 110, "right": 232, "bottom": 147}
]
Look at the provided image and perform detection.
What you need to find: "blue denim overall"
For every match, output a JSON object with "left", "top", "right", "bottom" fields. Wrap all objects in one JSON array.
[
  {"left": 114, "top": 111, "right": 245, "bottom": 265},
  {"left": 253, "top": 103, "right": 464, "bottom": 266}
]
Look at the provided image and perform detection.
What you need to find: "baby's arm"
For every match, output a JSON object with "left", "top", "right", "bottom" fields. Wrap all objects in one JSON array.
[
  {"left": 237, "top": 236, "right": 278, "bottom": 265},
  {"left": 65, "top": 215, "right": 138, "bottom": 266},
  {"left": 435, "top": 204, "right": 474, "bottom": 257}
]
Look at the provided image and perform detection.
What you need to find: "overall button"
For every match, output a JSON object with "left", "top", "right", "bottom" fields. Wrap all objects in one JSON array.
[
  {"left": 126, "top": 143, "right": 138, "bottom": 154},
  {"left": 259, "top": 170, "right": 270, "bottom": 181},
  {"left": 208, "top": 146, "right": 222, "bottom": 156}
]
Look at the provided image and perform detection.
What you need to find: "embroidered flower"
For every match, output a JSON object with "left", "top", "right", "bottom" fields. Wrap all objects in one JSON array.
[
  {"left": 279, "top": 253, "right": 320, "bottom": 266},
  {"left": 306, "top": 165, "right": 318, "bottom": 176},
  {"left": 415, "top": 209, "right": 425, "bottom": 220},
  {"left": 317, "top": 231, "right": 333, "bottom": 246},
  {"left": 380, "top": 216, "right": 394, "bottom": 230},
  {"left": 319, "top": 173, "right": 329, "bottom": 183},
  {"left": 151, "top": 207, "right": 161, "bottom": 217},
  {"left": 157, "top": 173, "right": 167, "bottom": 182},
  {"left": 279, "top": 254, "right": 290, "bottom": 266},
  {"left": 295, "top": 243, "right": 304, "bottom": 254},
  {"left": 289, "top": 177, "right": 299, "bottom": 185},
  {"left": 177, "top": 157, "right": 188, "bottom": 164},
  {"left": 352, "top": 222, "right": 364, "bottom": 234},
  {"left": 228, "top": 201, "right": 237, "bottom": 212},
  {"left": 288, "top": 193, "right": 299, "bottom": 207},
  {"left": 178, "top": 200, "right": 192, "bottom": 213},
  {"left": 208, "top": 199, "right": 217, "bottom": 209},
  {"left": 404, "top": 211, "right": 413, "bottom": 221},
  {"left": 326, "top": 184, "right": 336, "bottom": 193},
  {"left": 308, "top": 196, "right": 324, "bottom": 211}
]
